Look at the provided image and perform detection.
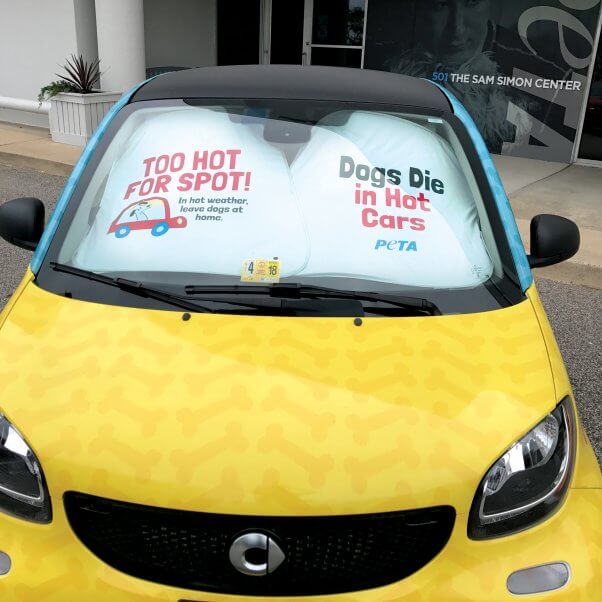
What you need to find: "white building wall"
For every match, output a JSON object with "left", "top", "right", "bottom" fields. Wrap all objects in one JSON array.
[
  {"left": 0, "top": 0, "right": 217, "bottom": 129},
  {"left": 0, "top": 0, "right": 82, "bottom": 127},
  {"left": 144, "top": 0, "right": 216, "bottom": 70}
]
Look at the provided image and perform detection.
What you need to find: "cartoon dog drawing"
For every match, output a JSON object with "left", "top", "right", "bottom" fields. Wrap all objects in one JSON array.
[{"left": 107, "top": 197, "right": 187, "bottom": 238}]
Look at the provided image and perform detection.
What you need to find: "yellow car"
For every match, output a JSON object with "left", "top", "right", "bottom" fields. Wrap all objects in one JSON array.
[{"left": 0, "top": 66, "right": 600, "bottom": 601}]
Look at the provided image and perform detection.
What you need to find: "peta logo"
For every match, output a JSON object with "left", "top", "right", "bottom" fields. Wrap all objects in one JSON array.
[{"left": 375, "top": 240, "right": 418, "bottom": 252}]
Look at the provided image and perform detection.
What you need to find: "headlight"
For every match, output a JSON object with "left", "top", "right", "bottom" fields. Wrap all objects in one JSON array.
[
  {"left": 0, "top": 414, "right": 51, "bottom": 522},
  {"left": 468, "top": 397, "right": 575, "bottom": 539}
]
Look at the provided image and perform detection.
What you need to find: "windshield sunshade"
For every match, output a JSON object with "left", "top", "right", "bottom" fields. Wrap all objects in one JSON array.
[{"left": 60, "top": 104, "right": 496, "bottom": 289}]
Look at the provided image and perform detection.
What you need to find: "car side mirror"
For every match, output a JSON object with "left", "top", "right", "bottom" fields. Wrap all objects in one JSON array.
[
  {"left": 528, "top": 214, "right": 580, "bottom": 268},
  {"left": 0, "top": 197, "right": 45, "bottom": 251}
]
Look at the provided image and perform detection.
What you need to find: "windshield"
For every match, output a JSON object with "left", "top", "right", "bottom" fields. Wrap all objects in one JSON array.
[{"left": 38, "top": 98, "right": 523, "bottom": 316}]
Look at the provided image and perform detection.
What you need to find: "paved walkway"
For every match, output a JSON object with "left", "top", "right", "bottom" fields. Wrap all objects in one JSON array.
[
  {"left": 0, "top": 121, "right": 600, "bottom": 287},
  {"left": 493, "top": 156, "right": 601, "bottom": 289},
  {"left": 0, "top": 122, "right": 80, "bottom": 176}
]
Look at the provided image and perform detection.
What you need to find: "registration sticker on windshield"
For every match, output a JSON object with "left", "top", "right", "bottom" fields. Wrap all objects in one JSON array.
[{"left": 241, "top": 259, "right": 281, "bottom": 283}]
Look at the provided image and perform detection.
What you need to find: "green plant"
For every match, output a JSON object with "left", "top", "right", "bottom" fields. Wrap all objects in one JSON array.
[
  {"left": 38, "top": 54, "right": 101, "bottom": 103},
  {"left": 57, "top": 54, "right": 101, "bottom": 93},
  {"left": 38, "top": 80, "right": 77, "bottom": 104}
]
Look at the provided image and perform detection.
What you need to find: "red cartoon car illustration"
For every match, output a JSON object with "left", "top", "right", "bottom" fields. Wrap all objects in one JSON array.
[{"left": 107, "top": 197, "right": 187, "bottom": 238}]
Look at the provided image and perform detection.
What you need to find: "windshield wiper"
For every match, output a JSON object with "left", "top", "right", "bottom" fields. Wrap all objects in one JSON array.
[
  {"left": 185, "top": 283, "right": 440, "bottom": 316},
  {"left": 49, "top": 264, "right": 438, "bottom": 316},
  {"left": 50, "top": 262, "right": 218, "bottom": 314},
  {"left": 49, "top": 263, "right": 368, "bottom": 316}
]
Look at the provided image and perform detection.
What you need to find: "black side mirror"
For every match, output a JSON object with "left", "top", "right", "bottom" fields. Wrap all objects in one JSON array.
[
  {"left": 0, "top": 198, "right": 45, "bottom": 251},
  {"left": 528, "top": 214, "right": 580, "bottom": 268}
]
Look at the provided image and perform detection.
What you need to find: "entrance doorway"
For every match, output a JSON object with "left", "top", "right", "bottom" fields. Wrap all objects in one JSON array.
[
  {"left": 260, "top": 0, "right": 366, "bottom": 67},
  {"left": 216, "top": 1, "right": 366, "bottom": 68}
]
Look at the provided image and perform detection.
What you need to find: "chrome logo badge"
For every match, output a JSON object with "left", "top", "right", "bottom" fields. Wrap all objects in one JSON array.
[{"left": 228, "top": 532, "right": 285, "bottom": 576}]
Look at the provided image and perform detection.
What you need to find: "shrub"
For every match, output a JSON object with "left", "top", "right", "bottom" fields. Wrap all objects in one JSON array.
[{"left": 38, "top": 54, "right": 101, "bottom": 103}]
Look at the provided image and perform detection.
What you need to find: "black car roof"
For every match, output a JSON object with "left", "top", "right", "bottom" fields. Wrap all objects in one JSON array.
[{"left": 130, "top": 65, "right": 452, "bottom": 112}]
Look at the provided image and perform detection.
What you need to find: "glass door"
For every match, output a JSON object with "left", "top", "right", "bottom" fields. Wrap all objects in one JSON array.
[
  {"left": 305, "top": 0, "right": 366, "bottom": 67},
  {"left": 260, "top": 0, "right": 367, "bottom": 67}
]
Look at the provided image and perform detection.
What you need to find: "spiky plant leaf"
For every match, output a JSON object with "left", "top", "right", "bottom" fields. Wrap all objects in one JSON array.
[{"left": 57, "top": 53, "right": 101, "bottom": 93}]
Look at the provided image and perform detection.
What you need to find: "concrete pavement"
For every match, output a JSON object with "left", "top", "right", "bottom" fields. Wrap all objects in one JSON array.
[
  {"left": 493, "top": 156, "right": 602, "bottom": 289},
  {"left": 0, "top": 121, "right": 80, "bottom": 176},
  {"left": 0, "top": 120, "right": 600, "bottom": 288}
]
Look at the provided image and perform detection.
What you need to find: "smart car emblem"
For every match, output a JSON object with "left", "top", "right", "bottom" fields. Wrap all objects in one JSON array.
[{"left": 228, "top": 532, "right": 285, "bottom": 576}]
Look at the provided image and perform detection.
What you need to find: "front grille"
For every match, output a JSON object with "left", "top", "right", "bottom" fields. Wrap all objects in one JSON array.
[{"left": 64, "top": 492, "right": 455, "bottom": 596}]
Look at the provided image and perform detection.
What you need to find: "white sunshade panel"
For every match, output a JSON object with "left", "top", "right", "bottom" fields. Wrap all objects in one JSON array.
[
  {"left": 290, "top": 110, "right": 493, "bottom": 286},
  {"left": 72, "top": 107, "right": 310, "bottom": 276}
]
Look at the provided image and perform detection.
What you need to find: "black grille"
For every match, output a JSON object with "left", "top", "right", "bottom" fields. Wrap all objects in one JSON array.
[{"left": 64, "top": 492, "right": 455, "bottom": 596}]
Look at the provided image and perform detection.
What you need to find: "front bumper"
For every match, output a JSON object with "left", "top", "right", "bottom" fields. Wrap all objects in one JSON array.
[{"left": 0, "top": 488, "right": 600, "bottom": 601}]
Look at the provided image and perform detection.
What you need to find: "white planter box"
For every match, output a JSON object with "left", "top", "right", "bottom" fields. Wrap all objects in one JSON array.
[{"left": 49, "top": 91, "right": 121, "bottom": 146}]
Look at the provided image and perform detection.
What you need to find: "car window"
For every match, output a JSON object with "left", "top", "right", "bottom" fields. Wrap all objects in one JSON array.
[
  {"left": 58, "top": 103, "right": 497, "bottom": 290},
  {"left": 39, "top": 98, "right": 524, "bottom": 315}
]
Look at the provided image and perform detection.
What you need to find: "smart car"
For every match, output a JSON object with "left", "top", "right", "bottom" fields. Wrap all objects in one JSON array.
[{"left": 0, "top": 66, "right": 600, "bottom": 601}]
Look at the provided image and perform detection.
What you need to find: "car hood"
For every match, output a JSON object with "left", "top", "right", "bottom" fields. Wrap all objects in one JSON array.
[{"left": 0, "top": 281, "right": 556, "bottom": 515}]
